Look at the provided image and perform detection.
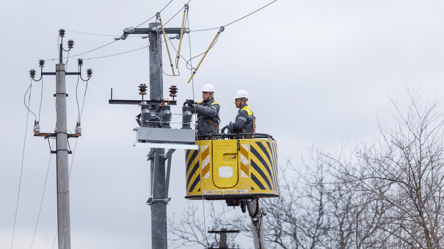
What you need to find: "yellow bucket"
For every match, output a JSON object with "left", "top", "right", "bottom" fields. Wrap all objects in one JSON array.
[{"left": 185, "top": 138, "right": 278, "bottom": 200}]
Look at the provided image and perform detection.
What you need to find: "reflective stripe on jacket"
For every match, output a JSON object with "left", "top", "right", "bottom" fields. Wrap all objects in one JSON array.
[{"left": 233, "top": 104, "right": 254, "bottom": 133}]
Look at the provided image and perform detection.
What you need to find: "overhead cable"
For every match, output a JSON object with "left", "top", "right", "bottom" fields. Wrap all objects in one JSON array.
[
  {"left": 65, "top": 30, "right": 118, "bottom": 37},
  {"left": 24, "top": 81, "right": 37, "bottom": 120},
  {"left": 38, "top": 78, "right": 44, "bottom": 122},
  {"left": 135, "top": 0, "right": 174, "bottom": 28},
  {"left": 11, "top": 79, "right": 35, "bottom": 249},
  {"left": 192, "top": 0, "right": 278, "bottom": 32},
  {"left": 164, "top": 0, "right": 191, "bottom": 26},
  {"left": 30, "top": 145, "right": 53, "bottom": 249},
  {"left": 83, "top": 46, "right": 148, "bottom": 60},
  {"left": 46, "top": 40, "right": 118, "bottom": 61}
]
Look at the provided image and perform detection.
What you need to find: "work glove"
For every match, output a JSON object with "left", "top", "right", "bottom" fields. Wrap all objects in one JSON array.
[
  {"left": 228, "top": 122, "right": 234, "bottom": 133},
  {"left": 184, "top": 99, "right": 195, "bottom": 107},
  {"left": 221, "top": 125, "right": 229, "bottom": 134}
]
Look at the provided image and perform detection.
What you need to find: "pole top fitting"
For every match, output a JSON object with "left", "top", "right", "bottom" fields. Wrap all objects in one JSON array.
[
  {"left": 59, "top": 29, "right": 65, "bottom": 37},
  {"left": 219, "top": 26, "right": 225, "bottom": 33},
  {"left": 68, "top": 40, "right": 74, "bottom": 49},
  {"left": 39, "top": 59, "right": 45, "bottom": 68},
  {"left": 87, "top": 69, "right": 93, "bottom": 77},
  {"left": 139, "top": 84, "right": 147, "bottom": 95},
  {"left": 30, "top": 69, "right": 36, "bottom": 78},
  {"left": 184, "top": 4, "right": 189, "bottom": 10},
  {"left": 156, "top": 12, "right": 160, "bottom": 18},
  {"left": 78, "top": 58, "right": 83, "bottom": 66}
]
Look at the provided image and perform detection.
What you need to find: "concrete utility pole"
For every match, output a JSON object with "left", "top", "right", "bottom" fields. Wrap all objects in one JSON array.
[
  {"left": 31, "top": 29, "right": 91, "bottom": 249},
  {"left": 55, "top": 61, "right": 71, "bottom": 249}
]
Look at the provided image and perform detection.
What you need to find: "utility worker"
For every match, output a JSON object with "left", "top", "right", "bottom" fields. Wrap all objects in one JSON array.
[
  {"left": 185, "top": 84, "right": 220, "bottom": 138},
  {"left": 222, "top": 89, "right": 255, "bottom": 135}
]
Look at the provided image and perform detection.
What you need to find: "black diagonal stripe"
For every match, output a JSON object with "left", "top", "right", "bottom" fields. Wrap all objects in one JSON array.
[
  {"left": 251, "top": 160, "right": 272, "bottom": 190},
  {"left": 189, "top": 175, "right": 201, "bottom": 192},
  {"left": 187, "top": 161, "right": 200, "bottom": 188},
  {"left": 185, "top": 149, "right": 191, "bottom": 161},
  {"left": 187, "top": 150, "right": 198, "bottom": 172},
  {"left": 251, "top": 186, "right": 255, "bottom": 190},
  {"left": 251, "top": 173, "right": 265, "bottom": 190},
  {"left": 251, "top": 146, "right": 273, "bottom": 182},
  {"left": 272, "top": 142, "right": 279, "bottom": 190},
  {"left": 269, "top": 142, "right": 278, "bottom": 191},
  {"left": 266, "top": 141, "right": 276, "bottom": 190},
  {"left": 257, "top": 142, "right": 272, "bottom": 167}
]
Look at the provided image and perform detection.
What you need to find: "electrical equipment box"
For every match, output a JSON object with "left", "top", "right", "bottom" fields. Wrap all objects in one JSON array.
[{"left": 185, "top": 137, "right": 278, "bottom": 200}]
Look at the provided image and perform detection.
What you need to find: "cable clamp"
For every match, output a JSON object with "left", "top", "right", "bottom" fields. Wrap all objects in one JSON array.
[
  {"left": 146, "top": 197, "right": 171, "bottom": 205},
  {"left": 219, "top": 26, "right": 225, "bottom": 33},
  {"left": 54, "top": 93, "right": 68, "bottom": 97}
]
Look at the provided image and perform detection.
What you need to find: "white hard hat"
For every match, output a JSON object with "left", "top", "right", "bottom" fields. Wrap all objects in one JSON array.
[
  {"left": 233, "top": 89, "right": 249, "bottom": 99},
  {"left": 201, "top": 84, "right": 215, "bottom": 92}
]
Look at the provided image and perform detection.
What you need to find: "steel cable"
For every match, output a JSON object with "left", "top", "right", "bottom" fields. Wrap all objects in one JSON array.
[
  {"left": 192, "top": 0, "right": 278, "bottom": 32},
  {"left": 38, "top": 78, "right": 44, "bottom": 122},
  {"left": 11, "top": 79, "right": 35, "bottom": 249},
  {"left": 135, "top": 0, "right": 174, "bottom": 28},
  {"left": 30, "top": 142, "right": 53, "bottom": 249},
  {"left": 187, "top": 12, "right": 209, "bottom": 249}
]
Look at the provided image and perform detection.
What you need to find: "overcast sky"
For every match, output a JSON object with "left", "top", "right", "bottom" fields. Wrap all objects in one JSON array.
[{"left": 2, "top": 0, "right": 444, "bottom": 248}]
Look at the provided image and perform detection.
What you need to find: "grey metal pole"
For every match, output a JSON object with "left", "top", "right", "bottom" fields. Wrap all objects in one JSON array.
[
  {"left": 56, "top": 63, "right": 71, "bottom": 249},
  {"left": 152, "top": 149, "right": 167, "bottom": 248},
  {"left": 149, "top": 22, "right": 163, "bottom": 101},
  {"left": 148, "top": 22, "right": 168, "bottom": 249}
]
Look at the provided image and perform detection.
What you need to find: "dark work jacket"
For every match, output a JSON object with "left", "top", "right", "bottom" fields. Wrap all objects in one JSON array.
[
  {"left": 194, "top": 98, "right": 220, "bottom": 137},
  {"left": 232, "top": 104, "right": 255, "bottom": 133}
]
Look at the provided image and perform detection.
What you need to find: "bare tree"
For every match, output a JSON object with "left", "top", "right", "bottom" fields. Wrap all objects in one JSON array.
[
  {"left": 330, "top": 93, "right": 444, "bottom": 248},
  {"left": 170, "top": 93, "right": 444, "bottom": 249},
  {"left": 168, "top": 201, "right": 241, "bottom": 248}
]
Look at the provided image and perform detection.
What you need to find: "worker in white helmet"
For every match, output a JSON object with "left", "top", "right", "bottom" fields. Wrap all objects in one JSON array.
[
  {"left": 222, "top": 89, "right": 255, "bottom": 135},
  {"left": 184, "top": 84, "right": 220, "bottom": 138}
]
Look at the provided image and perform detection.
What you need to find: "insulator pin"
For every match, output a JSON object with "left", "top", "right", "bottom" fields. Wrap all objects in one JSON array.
[
  {"left": 139, "top": 84, "right": 147, "bottom": 95},
  {"left": 169, "top": 85, "right": 178, "bottom": 98},
  {"left": 75, "top": 122, "right": 82, "bottom": 134},
  {"left": 68, "top": 40, "right": 74, "bottom": 49},
  {"left": 33, "top": 121, "right": 40, "bottom": 134}
]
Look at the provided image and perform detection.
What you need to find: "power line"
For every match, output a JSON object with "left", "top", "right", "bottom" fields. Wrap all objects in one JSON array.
[
  {"left": 224, "top": 0, "right": 277, "bottom": 27},
  {"left": 65, "top": 30, "right": 118, "bottom": 37},
  {"left": 24, "top": 81, "right": 37, "bottom": 120},
  {"left": 30, "top": 144, "right": 53, "bottom": 249},
  {"left": 192, "top": 0, "right": 278, "bottom": 32},
  {"left": 135, "top": 0, "right": 174, "bottom": 28},
  {"left": 38, "top": 78, "right": 44, "bottom": 122},
  {"left": 164, "top": 0, "right": 192, "bottom": 26},
  {"left": 12, "top": 79, "right": 35, "bottom": 249},
  {"left": 46, "top": 40, "right": 118, "bottom": 61},
  {"left": 83, "top": 46, "right": 148, "bottom": 61}
]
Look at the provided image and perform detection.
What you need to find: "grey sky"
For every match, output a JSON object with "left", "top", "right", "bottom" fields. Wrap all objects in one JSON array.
[{"left": 1, "top": 0, "right": 444, "bottom": 248}]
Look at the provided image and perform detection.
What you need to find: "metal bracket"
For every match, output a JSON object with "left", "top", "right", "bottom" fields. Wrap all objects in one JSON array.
[{"left": 146, "top": 197, "right": 171, "bottom": 205}]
